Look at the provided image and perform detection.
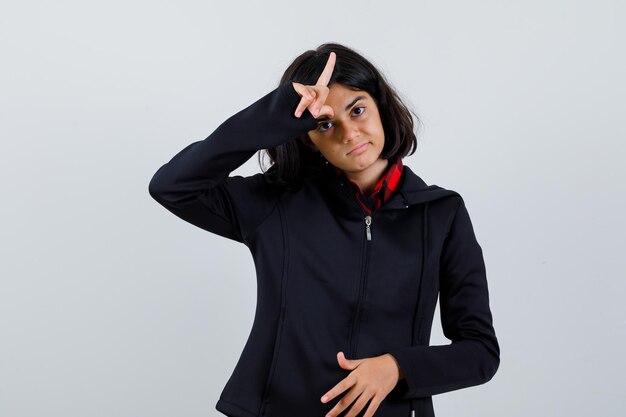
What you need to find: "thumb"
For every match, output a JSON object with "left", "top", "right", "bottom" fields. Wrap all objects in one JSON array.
[
  {"left": 319, "top": 104, "right": 334, "bottom": 119},
  {"left": 336, "top": 351, "right": 361, "bottom": 370}
]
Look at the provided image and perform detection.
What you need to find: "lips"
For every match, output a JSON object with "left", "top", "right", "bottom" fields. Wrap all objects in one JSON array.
[{"left": 347, "top": 142, "right": 369, "bottom": 155}]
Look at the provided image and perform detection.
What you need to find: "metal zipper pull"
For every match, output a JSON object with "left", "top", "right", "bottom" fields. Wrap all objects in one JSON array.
[
  {"left": 410, "top": 409, "right": 415, "bottom": 417},
  {"left": 365, "top": 215, "right": 372, "bottom": 241}
]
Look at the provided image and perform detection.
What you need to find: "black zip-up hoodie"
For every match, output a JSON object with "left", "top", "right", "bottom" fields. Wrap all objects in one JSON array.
[{"left": 148, "top": 82, "right": 500, "bottom": 417}]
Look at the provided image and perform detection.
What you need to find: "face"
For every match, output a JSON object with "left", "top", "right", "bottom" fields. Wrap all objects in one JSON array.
[{"left": 306, "top": 83, "right": 386, "bottom": 179}]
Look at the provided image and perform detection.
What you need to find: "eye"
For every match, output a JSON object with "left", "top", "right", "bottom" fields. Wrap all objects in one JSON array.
[
  {"left": 317, "top": 121, "right": 333, "bottom": 132},
  {"left": 352, "top": 106, "right": 365, "bottom": 116}
]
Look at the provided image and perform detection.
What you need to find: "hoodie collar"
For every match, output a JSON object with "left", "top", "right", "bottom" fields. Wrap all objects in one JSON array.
[
  {"left": 317, "top": 159, "right": 460, "bottom": 216},
  {"left": 329, "top": 156, "right": 404, "bottom": 215}
]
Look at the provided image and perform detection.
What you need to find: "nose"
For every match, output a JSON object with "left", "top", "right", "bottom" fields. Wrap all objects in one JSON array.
[{"left": 341, "top": 120, "right": 360, "bottom": 143}]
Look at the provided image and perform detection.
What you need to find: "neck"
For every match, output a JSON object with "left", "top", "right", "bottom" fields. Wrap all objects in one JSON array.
[{"left": 342, "top": 158, "right": 390, "bottom": 196}]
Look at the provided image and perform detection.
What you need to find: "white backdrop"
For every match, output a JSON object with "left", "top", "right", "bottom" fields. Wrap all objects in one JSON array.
[{"left": 1, "top": 1, "right": 624, "bottom": 416}]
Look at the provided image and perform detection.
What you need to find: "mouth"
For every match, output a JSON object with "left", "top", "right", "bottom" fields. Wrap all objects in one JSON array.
[{"left": 347, "top": 142, "right": 369, "bottom": 155}]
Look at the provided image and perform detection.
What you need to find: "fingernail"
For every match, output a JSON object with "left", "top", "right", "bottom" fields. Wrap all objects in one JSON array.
[
  {"left": 295, "top": 111, "right": 301, "bottom": 117},
  {"left": 321, "top": 395, "right": 328, "bottom": 402}
]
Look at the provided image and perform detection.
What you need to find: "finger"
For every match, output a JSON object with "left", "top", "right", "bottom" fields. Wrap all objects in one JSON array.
[
  {"left": 315, "top": 51, "right": 336, "bottom": 87},
  {"left": 294, "top": 95, "right": 313, "bottom": 117},
  {"left": 345, "top": 392, "right": 371, "bottom": 417},
  {"left": 326, "top": 388, "right": 362, "bottom": 417},
  {"left": 308, "top": 87, "right": 329, "bottom": 118},
  {"left": 295, "top": 88, "right": 317, "bottom": 117},
  {"left": 292, "top": 82, "right": 314, "bottom": 101},
  {"left": 321, "top": 375, "right": 352, "bottom": 404},
  {"left": 316, "top": 104, "right": 334, "bottom": 120},
  {"left": 362, "top": 394, "right": 383, "bottom": 417}
]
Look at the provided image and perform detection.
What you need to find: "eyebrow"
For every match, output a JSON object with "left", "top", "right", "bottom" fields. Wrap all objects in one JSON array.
[{"left": 315, "top": 96, "right": 367, "bottom": 122}]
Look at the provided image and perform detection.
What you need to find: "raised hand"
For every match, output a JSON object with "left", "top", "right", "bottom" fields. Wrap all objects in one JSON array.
[{"left": 291, "top": 51, "right": 336, "bottom": 119}]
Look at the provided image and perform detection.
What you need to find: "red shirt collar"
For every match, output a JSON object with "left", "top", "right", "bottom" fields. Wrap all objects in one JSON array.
[{"left": 331, "top": 157, "right": 404, "bottom": 215}]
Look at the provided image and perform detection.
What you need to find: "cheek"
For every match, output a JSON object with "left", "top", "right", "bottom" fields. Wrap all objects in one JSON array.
[
  {"left": 374, "top": 118, "right": 385, "bottom": 137},
  {"left": 367, "top": 119, "right": 384, "bottom": 138},
  {"left": 314, "top": 139, "right": 339, "bottom": 155}
]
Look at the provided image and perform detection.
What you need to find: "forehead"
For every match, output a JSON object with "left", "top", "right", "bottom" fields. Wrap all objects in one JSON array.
[{"left": 327, "top": 83, "right": 373, "bottom": 103}]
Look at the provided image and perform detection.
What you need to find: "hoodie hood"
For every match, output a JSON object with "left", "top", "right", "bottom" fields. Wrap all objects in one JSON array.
[{"left": 397, "top": 165, "right": 461, "bottom": 207}]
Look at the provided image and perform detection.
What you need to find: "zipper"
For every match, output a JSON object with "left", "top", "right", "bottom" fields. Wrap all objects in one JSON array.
[
  {"left": 352, "top": 211, "right": 418, "bottom": 417},
  {"left": 347, "top": 214, "right": 372, "bottom": 358},
  {"left": 362, "top": 208, "right": 418, "bottom": 417},
  {"left": 352, "top": 214, "right": 373, "bottom": 356},
  {"left": 337, "top": 179, "right": 416, "bottom": 417}
]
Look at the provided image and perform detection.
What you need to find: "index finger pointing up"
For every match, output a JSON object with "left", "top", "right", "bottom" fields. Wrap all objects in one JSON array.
[{"left": 315, "top": 51, "right": 336, "bottom": 87}]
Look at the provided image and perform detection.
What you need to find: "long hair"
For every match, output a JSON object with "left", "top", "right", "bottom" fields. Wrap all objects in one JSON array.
[{"left": 258, "top": 42, "right": 420, "bottom": 191}]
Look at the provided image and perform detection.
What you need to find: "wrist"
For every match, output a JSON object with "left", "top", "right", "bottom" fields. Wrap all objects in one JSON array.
[{"left": 385, "top": 353, "right": 405, "bottom": 381}]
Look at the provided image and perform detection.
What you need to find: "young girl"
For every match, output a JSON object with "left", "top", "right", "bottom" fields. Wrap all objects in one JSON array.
[{"left": 149, "top": 43, "right": 499, "bottom": 417}]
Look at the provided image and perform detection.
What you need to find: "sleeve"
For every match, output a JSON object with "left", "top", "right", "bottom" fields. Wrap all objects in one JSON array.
[
  {"left": 387, "top": 197, "right": 500, "bottom": 399},
  {"left": 148, "top": 82, "right": 319, "bottom": 244}
]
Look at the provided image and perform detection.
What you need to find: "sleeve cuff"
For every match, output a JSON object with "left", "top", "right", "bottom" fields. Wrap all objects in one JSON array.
[{"left": 387, "top": 347, "right": 421, "bottom": 399}]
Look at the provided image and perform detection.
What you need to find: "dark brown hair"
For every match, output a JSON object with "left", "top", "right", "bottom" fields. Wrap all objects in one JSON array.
[{"left": 258, "top": 42, "right": 420, "bottom": 190}]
